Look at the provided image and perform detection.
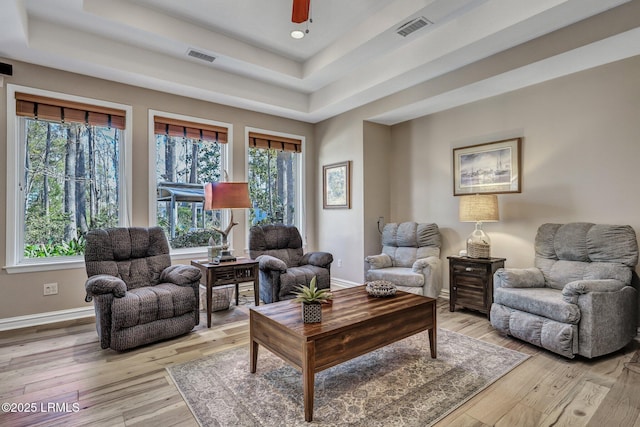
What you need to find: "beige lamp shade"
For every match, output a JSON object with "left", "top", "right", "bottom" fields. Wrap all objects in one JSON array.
[
  {"left": 459, "top": 194, "right": 499, "bottom": 223},
  {"left": 203, "top": 182, "right": 251, "bottom": 210}
]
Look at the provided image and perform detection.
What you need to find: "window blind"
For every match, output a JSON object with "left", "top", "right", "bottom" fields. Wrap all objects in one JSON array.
[
  {"left": 15, "top": 92, "right": 126, "bottom": 129},
  {"left": 248, "top": 131, "right": 302, "bottom": 153},
  {"left": 154, "top": 116, "right": 228, "bottom": 143}
]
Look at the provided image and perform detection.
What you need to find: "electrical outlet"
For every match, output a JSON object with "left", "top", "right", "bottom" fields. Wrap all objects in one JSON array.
[
  {"left": 43, "top": 282, "right": 58, "bottom": 296},
  {"left": 337, "top": 259, "right": 342, "bottom": 268}
]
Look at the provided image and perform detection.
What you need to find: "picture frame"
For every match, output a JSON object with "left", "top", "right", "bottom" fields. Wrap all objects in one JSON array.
[
  {"left": 453, "top": 138, "right": 522, "bottom": 195},
  {"left": 323, "top": 161, "right": 351, "bottom": 209}
]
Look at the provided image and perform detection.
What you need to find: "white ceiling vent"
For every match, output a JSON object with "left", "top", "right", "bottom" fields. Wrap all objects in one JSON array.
[
  {"left": 396, "top": 16, "right": 432, "bottom": 37},
  {"left": 187, "top": 49, "right": 216, "bottom": 63}
]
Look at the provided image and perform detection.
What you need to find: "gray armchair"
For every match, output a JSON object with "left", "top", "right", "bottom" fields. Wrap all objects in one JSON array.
[
  {"left": 84, "top": 226, "right": 201, "bottom": 351},
  {"left": 491, "top": 223, "right": 638, "bottom": 359},
  {"left": 365, "top": 222, "right": 442, "bottom": 298},
  {"left": 249, "top": 224, "right": 333, "bottom": 303}
]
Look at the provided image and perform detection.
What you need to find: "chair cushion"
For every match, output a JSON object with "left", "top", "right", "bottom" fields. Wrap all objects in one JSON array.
[
  {"left": 85, "top": 227, "right": 172, "bottom": 289},
  {"left": 536, "top": 259, "right": 633, "bottom": 290},
  {"left": 278, "top": 265, "right": 331, "bottom": 300},
  {"left": 491, "top": 304, "right": 577, "bottom": 358},
  {"left": 112, "top": 283, "right": 195, "bottom": 329},
  {"left": 249, "top": 224, "right": 304, "bottom": 268},
  {"left": 494, "top": 287, "right": 580, "bottom": 324},
  {"left": 366, "top": 267, "right": 424, "bottom": 288},
  {"left": 382, "top": 222, "right": 441, "bottom": 248}
]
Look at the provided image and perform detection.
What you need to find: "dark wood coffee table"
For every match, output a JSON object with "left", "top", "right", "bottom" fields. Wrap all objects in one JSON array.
[{"left": 249, "top": 285, "right": 436, "bottom": 422}]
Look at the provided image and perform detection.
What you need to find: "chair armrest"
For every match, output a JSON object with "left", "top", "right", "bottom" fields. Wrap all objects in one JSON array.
[
  {"left": 256, "top": 254, "right": 287, "bottom": 272},
  {"left": 365, "top": 254, "right": 392, "bottom": 269},
  {"left": 562, "top": 279, "right": 627, "bottom": 304},
  {"left": 494, "top": 268, "right": 545, "bottom": 289},
  {"left": 412, "top": 256, "right": 439, "bottom": 273},
  {"left": 301, "top": 252, "right": 333, "bottom": 268},
  {"left": 160, "top": 264, "right": 202, "bottom": 285},
  {"left": 85, "top": 274, "right": 126, "bottom": 302}
]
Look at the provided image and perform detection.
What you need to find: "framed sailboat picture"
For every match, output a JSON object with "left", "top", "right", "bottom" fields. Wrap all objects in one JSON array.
[{"left": 453, "top": 138, "right": 522, "bottom": 195}]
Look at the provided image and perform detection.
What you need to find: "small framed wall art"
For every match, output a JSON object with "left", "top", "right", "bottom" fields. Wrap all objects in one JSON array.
[
  {"left": 453, "top": 138, "right": 522, "bottom": 195},
  {"left": 323, "top": 161, "right": 351, "bottom": 209}
]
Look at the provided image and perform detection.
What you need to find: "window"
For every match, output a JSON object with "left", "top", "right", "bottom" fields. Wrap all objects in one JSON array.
[
  {"left": 247, "top": 130, "right": 303, "bottom": 231},
  {"left": 151, "top": 113, "right": 230, "bottom": 251},
  {"left": 5, "top": 86, "right": 132, "bottom": 272}
]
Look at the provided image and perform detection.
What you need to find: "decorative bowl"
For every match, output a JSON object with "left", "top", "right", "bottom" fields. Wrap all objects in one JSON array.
[{"left": 365, "top": 280, "right": 397, "bottom": 297}]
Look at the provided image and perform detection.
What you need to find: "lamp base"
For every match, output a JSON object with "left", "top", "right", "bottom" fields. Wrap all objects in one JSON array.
[
  {"left": 466, "top": 241, "right": 491, "bottom": 258},
  {"left": 466, "top": 223, "right": 491, "bottom": 258},
  {"left": 216, "top": 250, "right": 236, "bottom": 263}
]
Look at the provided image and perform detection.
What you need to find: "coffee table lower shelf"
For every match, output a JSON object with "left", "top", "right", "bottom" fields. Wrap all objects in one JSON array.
[{"left": 249, "top": 285, "right": 436, "bottom": 422}]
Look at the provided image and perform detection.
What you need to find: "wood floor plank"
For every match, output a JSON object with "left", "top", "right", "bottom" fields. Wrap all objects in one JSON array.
[
  {"left": 495, "top": 402, "right": 544, "bottom": 427},
  {"left": 521, "top": 359, "right": 586, "bottom": 414},
  {"left": 436, "top": 412, "right": 490, "bottom": 427},
  {"left": 587, "top": 349, "right": 640, "bottom": 427},
  {"left": 539, "top": 379, "right": 609, "bottom": 426}
]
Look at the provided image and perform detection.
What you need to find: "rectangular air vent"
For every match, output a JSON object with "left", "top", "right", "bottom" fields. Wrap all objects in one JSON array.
[
  {"left": 396, "top": 16, "right": 432, "bottom": 37},
  {"left": 187, "top": 49, "right": 216, "bottom": 63}
]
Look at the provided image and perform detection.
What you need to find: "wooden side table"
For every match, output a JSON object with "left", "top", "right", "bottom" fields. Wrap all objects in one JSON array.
[
  {"left": 447, "top": 256, "right": 506, "bottom": 319},
  {"left": 191, "top": 258, "right": 260, "bottom": 328}
]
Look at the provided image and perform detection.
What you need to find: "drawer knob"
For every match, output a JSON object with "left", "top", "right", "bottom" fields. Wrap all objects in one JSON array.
[{"left": 465, "top": 267, "right": 473, "bottom": 272}]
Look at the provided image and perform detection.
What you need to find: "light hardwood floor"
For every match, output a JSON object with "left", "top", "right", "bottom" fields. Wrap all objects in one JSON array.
[{"left": 1, "top": 297, "right": 639, "bottom": 427}]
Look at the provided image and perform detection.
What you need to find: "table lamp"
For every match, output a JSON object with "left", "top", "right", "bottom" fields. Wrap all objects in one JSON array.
[
  {"left": 204, "top": 181, "right": 251, "bottom": 262},
  {"left": 459, "top": 194, "right": 499, "bottom": 258}
]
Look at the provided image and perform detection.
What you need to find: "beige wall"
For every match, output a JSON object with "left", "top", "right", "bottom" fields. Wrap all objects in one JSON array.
[
  {"left": 0, "top": 59, "right": 315, "bottom": 319},
  {"left": 363, "top": 122, "right": 391, "bottom": 265},
  {"left": 313, "top": 2, "right": 640, "bottom": 287},
  {"left": 315, "top": 55, "right": 640, "bottom": 292},
  {"left": 390, "top": 56, "right": 640, "bottom": 292},
  {"left": 314, "top": 110, "right": 365, "bottom": 283}
]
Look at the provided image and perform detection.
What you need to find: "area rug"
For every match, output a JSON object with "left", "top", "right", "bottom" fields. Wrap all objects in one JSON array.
[
  {"left": 167, "top": 328, "right": 529, "bottom": 427},
  {"left": 193, "top": 285, "right": 256, "bottom": 330}
]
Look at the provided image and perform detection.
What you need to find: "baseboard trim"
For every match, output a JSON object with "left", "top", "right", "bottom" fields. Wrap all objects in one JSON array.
[
  {"left": 0, "top": 307, "right": 95, "bottom": 332},
  {"left": 331, "top": 278, "right": 362, "bottom": 289}
]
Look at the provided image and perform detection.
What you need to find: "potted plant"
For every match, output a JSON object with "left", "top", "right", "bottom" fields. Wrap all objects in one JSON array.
[{"left": 293, "top": 276, "right": 333, "bottom": 323}]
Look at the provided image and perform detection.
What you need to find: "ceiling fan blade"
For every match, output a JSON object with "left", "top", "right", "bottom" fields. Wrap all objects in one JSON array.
[{"left": 292, "top": 0, "right": 310, "bottom": 23}]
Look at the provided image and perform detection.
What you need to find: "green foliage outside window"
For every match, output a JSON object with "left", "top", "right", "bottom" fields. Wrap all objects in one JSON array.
[
  {"left": 155, "top": 134, "right": 222, "bottom": 247},
  {"left": 22, "top": 119, "right": 121, "bottom": 258},
  {"left": 248, "top": 147, "right": 297, "bottom": 226}
]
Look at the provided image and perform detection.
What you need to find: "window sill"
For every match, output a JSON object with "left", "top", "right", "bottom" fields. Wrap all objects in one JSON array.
[
  {"left": 3, "top": 249, "right": 210, "bottom": 274},
  {"left": 4, "top": 258, "right": 86, "bottom": 274}
]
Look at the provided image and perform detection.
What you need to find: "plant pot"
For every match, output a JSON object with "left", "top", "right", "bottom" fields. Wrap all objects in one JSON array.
[{"left": 301, "top": 302, "right": 322, "bottom": 323}]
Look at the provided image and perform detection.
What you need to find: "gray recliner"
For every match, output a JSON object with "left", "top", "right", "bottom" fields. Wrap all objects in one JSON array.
[
  {"left": 249, "top": 224, "right": 333, "bottom": 303},
  {"left": 491, "top": 222, "right": 638, "bottom": 359},
  {"left": 84, "top": 227, "right": 202, "bottom": 351},
  {"left": 365, "top": 222, "right": 442, "bottom": 298}
]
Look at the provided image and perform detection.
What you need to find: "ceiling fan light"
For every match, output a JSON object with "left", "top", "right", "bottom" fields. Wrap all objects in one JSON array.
[{"left": 290, "top": 29, "right": 305, "bottom": 39}]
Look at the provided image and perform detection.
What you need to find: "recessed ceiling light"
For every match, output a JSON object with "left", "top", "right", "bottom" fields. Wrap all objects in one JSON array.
[{"left": 291, "top": 30, "right": 305, "bottom": 39}]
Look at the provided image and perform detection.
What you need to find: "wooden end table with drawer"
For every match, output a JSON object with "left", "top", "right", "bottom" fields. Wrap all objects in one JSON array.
[
  {"left": 191, "top": 258, "right": 259, "bottom": 328},
  {"left": 447, "top": 256, "right": 506, "bottom": 319}
]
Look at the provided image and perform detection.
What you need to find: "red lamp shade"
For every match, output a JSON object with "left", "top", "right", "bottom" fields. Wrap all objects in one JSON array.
[{"left": 203, "top": 182, "right": 252, "bottom": 210}]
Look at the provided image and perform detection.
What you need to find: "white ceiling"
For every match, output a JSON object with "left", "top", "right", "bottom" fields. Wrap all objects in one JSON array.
[{"left": 0, "top": 0, "right": 638, "bottom": 124}]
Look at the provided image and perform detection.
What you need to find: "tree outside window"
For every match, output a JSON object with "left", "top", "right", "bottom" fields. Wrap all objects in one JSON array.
[
  {"left": 248, "top": 147, "right": 299, "bottom": 227},
  {"left": 21, "top": 118, "right": 121, "bottom": 258}
]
